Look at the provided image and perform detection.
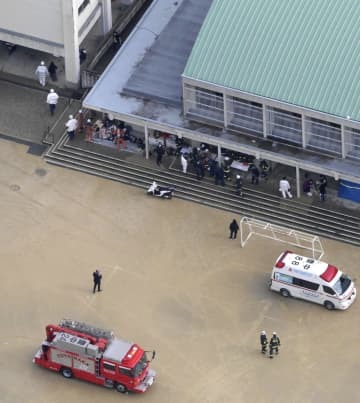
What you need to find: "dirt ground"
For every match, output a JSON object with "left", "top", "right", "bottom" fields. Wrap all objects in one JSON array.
[{"left": 0, "top": 139, "right": 359, "bottom": 403}]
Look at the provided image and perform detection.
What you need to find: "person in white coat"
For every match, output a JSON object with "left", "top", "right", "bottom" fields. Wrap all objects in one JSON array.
[
  {"left": 65, "top": 115, "right": 78, "bottom": 140},
  {"left": 181, "top": 153, "right": 188, "bottom": 173},
  {"left": 35, "top": 61, "right": 49, "bottom": 86},
  {"left": 46, "top": 89, "right": 59, "bottom": 115},
  {"left": 279, "top": 177, "right": 292, "bottom": 198}
]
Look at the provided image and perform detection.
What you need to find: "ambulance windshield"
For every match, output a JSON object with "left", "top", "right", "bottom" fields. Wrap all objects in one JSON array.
[{"left": 333, "top": 275, "right": 351, "bottom": 295}]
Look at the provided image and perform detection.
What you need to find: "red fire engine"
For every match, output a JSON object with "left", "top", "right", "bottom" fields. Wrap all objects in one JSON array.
[{"left": 33, "top": 319, "right": 156, "bottom": 394}]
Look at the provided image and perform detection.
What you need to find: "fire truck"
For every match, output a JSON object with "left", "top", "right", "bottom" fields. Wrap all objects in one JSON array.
[{"left": 33, "top": 319, "right": 156, "bottom": 394}]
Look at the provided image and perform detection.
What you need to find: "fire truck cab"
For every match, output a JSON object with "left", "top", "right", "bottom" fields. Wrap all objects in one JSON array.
[{"left": 33, "top": 319, "right": 156, "bottom": 394}]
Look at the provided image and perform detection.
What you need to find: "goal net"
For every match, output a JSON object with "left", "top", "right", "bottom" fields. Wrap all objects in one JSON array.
[{"left": 240, "top": 216, "right": 324, "bottom": 259}]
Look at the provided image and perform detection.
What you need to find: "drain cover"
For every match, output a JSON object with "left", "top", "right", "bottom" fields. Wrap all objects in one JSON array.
[
  {"left": 10, "top": 184, "right": 20, "bottom": 191},
  {"left": 35, "top": 168, "right": 47, "bottom": 177}
]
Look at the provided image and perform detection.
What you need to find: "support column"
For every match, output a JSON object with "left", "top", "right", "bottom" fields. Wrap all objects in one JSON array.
[
  {"left": 295, "top": 164, "right": 300, "bottom": 198},
  {"left": 217, "top": 144, "right": 222, "bottom": 165},
  {"left": 341, "top": 124, "right": 346, "bottom": 159},
  {"left": 223, "top": 94, "right": 228, "bottom": 128},
  {"left": 263, "top": 104, "right": 267, "bottom": 138},
  {"left": 100, "top": 0, "right": 112, "bottom": 35},
  {"left": 61, "top": 0, "right": 80, "bottom": 86},
  {"left": 144, "top": 125, "right": 149, "bottom": 159},
  {"left": 302, "top": 114, "right": 307, "bottom": 149}
]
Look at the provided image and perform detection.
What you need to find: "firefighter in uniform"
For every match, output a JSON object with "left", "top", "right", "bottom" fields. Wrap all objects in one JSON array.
[
  {"left": 269, "top": 332, "right": 281, "bottom": 358},
  {"left": 260, "top": 330, "right": 268, "bottom": 354}
]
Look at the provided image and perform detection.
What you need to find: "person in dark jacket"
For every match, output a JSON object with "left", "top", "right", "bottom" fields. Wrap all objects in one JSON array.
[
  {"left": 235, "top": 174, "right": 243, "bottom": 196},
  {"left": 209, "top": 159, "right": 217, "bottom": 177},
  {"left": 156, "top": 143, "right": 165, "bottom": 166},
  {"left": 48, "top": 61, "right": 58, "bottom": 81},
  {"left": 269, "top": 332, "right": 281, "bottom": 358},
  {"left": 229, "top": 219, "right": 239, "bottom": 239},
  {"left": 251, "top": 164, "right": 260, "bottom": 185},
  {"left": 93, "top": 270, "right": 102, "bottom": 293},
  {"left": 318, "top": 175, "right": 327, "bottom": 202},
  {"left": 260, "top": 330, "right": 268, "bottom": 354},
  {"left": 215, "top": 165, "right": 225, "bottom": 186}
]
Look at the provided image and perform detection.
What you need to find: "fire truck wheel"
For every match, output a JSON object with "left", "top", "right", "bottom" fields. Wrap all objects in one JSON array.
[
  {"left": 115, "top": 383, "right": 128, "bottom": 393},
  {"left": 280, "top": 288, "right": 290, "bottom": 298},
  {"left": 60, "top": 367, "right": 73, "bottom": 379},
  {"left": 324, "top": 301, "right": 335, "bottom": 310}
]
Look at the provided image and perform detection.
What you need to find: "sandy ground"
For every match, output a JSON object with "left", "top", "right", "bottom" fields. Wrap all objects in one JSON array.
[{"left": 0, "top": 139, "right": 359, "bottom": 403}]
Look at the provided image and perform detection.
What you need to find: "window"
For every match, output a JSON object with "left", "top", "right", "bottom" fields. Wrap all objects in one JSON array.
[
  {"left": 103, "top": 362, "right": 115, "bottom": 372},
  {"left": 119, "top": 367, "right": 133, "bottom": 377},
  {"left": 293, "top": 277, "right": 319, "bottom": 291},
  {"left": 323, "top": 286, "right": 335, "bottom": 295},
  {"left": 274, "top": 272, "right": 293, "bottom": 284},
  {"left": 78, "top": 0, "right": 90, "bottom": 15}
]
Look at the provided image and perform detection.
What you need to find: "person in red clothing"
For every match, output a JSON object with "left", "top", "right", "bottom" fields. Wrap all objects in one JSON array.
[
  {"left": 116, "top": 127, "right": 126, "bottom": 150},
  {"left": 85, "top": 119, "right": 94, "bottom": 143}
]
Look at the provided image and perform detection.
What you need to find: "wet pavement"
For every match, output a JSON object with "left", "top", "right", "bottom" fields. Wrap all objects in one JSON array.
[{"left": 0, "top": 139, "right": 359, "bottom": 403}]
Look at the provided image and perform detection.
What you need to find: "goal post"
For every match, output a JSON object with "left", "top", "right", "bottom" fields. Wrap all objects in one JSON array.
[{"left": 240, "top": 216, "right": 324, "bottom": 260}]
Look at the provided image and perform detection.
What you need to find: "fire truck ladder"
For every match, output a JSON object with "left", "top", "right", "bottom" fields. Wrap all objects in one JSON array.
[
  {"left": 59, "top": 319, "right": 114, "bottom": 341},
  {"left": 95, "top": 356, "right": 101, "bottom": 377}
]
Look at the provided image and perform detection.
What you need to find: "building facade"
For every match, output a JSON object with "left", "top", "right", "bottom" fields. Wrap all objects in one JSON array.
[{"left": 0, "top": 0, "right": 112, "bottom": 85}]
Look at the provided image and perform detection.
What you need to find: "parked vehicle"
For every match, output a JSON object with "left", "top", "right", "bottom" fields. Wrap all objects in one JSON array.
[
  {"left": 147, "top": 181, "right": 175, "bottom": 199},
  {"left": 269, "top": 251, "right": 356, "bottom": 310},
  {"left": 33, "top": 319, "right": 156, "bottom": 394}
]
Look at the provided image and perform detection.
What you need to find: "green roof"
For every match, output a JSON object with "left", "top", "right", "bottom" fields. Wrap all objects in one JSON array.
[{"left": 183, "top": 0, "right": 360, "bottom": 122}]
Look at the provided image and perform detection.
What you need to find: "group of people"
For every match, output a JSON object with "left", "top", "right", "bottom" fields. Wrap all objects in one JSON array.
[
  {"left": 260, "top": 330, "right": 281, "bottom": 359},
  {"left": 280, "top": 174, "right": 328, "bottom": 201},
  {"left": 303, "top": 173, "right": 328, "bottom": 202}
]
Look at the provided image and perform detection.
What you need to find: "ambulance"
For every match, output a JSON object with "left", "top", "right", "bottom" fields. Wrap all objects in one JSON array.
[{"left": 269, "top": 251, "right": 356, "bottom": 310}]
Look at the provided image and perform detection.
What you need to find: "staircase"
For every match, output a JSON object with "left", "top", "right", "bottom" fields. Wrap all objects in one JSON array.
[{"left": 44, "top": 134, "right": 360, "bottom": 246}]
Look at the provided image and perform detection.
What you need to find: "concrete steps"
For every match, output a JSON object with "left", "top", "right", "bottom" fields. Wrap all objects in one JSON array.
[{"left": 44, "top": 134, "right": 360, "bottom": 246}]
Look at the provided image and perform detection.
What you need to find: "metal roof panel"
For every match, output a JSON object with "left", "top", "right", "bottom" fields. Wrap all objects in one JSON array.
[{"left": 183, "top": 0, "right": 360, "bottom": 121}]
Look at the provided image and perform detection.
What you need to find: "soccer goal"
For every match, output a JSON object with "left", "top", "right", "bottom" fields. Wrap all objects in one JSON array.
[{"left": 239, "top": 216, "right": 324, "bottom": 259}]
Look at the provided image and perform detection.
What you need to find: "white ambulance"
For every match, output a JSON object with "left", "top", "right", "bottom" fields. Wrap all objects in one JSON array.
[{"left": 269, "top": 251, "right": 356, "bottom": 310}]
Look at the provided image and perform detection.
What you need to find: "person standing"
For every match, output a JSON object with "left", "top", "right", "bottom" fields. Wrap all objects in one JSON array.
[
  {"left": 76, "top": 110, "right": 85, "bottom": 134},
  {"left": 260, "top": 330, "right": 268, "bottom": 354},
  {"left": 85, "top": 119, "right": 94, "bottom": 143},
  {"left": 279, "top": 177, "right": 292, "bottom": 199},
  {"left": 35, "top": 61, "right": 49, "bottom": 86},
  {"left": 303, "top": 173, "right": 314, "bottom": 196},
  {"left": 269, "top": 332, "right": 281, "bottom": 358},
  {"left": 229, "top": 219, "right": 239, "bottom": 239},
  {"left": 251, "top": 164, "right": 260, "bottom": 185},
  {"left": 215, "top": 165, "right": 225, "bottom": 186},
  {"left": 181, "top": 153, "right": 188, "bottom": 173},
  {"left": 112, "top": 30, "right": 122, "bottom": 52},
  {"left": 235, "top": 174, "right": 243, "bottom": 196},
  {"left": 156, "top": 143, "right": 165, "bottom": 166},
  {"left": 65, "top": 115, "right": 77, "bottom": 140},
  {"left": 319, "top": 175, "right": 327, "bottom": 202},
  {"left": 93, "top": 269, "right": 102, "bottom": 293},
  {"left": 46, "top": 89, "right": 59, "bottom": 116},
  {"left": 48, "top": 61, "right": 58, "bottom": 81}
]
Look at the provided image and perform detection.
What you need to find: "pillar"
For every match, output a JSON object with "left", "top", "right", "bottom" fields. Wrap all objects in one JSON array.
[
  {"left": 61, "top": 0, "right": 80, "bottom": 86},
  {"left": 100, "top": 0, "right": 112, "bottom": 35},
  {"left": 144, "top": 125, "right": 149, "bottom": 159}
]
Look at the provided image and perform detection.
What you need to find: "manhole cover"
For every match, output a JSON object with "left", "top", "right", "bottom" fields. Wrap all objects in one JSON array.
[
  {"left": 35, "top": 168, "right": 47, "bottom": 177},
  {"left": 10, "top": 184, "right": 20, "bottom": 191}
]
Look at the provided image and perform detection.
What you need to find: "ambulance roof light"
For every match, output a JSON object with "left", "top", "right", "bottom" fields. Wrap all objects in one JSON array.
[{"left": 275, "top": 250, "right": 293, "bottom": 268}]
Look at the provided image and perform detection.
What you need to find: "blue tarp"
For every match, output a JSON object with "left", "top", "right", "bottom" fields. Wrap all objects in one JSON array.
[{"left": 338, "top": 180, "right": 360, "bottom": 203}]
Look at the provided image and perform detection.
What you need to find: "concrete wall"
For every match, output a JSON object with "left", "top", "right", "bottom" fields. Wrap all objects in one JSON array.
[
  {"left": 0, "top": 0, "right": 111, "bottom": 85},
  {"left": 1, "top": 0, "right": 64, "bottom": 44}
]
